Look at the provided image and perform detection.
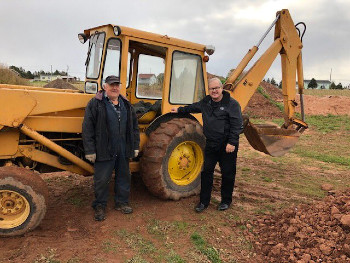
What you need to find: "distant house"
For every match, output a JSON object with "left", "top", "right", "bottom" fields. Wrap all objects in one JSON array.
[
  {"left": 61, "top": 75, "right": 78, "bottom": 82},
  {"left": 296, "top": 80, "right": 331, "bottom": 89},
  {"left": 138, "top": 74, "right": 157, "bottom": 85},
  {"left": 37, "top": 75, "right": 77, "bottom": 82}
]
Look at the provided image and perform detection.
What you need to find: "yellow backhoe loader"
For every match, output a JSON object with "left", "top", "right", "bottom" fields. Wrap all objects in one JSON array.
[{"left": 0, "top": 9, "right": 308, "bottom": 236}]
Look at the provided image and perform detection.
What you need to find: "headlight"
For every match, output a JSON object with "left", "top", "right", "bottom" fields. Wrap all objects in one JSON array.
[
  {"left": 113, "top": 26, "right": 121, "bottom": 36},
  {"left": 85, "top": 82, "right": 98, "bottom": 94},
  {"left": 205, "top": 45, "right": 215, "bottom": 56},
  {"left": 78, "top": 33, "right": 87, "bottom": 44}
]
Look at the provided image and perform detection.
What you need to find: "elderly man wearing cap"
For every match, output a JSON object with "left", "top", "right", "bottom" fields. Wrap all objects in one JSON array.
[{"left": 82, "top": 75, "right": 140, "bottom": 221}]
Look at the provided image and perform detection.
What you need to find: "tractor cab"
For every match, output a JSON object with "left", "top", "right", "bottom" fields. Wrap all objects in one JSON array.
[{"left": 79, "top": 24, "right": 212, "bottom": 125}]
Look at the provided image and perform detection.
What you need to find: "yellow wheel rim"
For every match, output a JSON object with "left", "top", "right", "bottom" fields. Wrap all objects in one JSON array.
[
  {"left": 0, "top": 190, "right": 30, "bottom": 229},
  {"left": 168, "top": 141, "right": 203, "bottom": 186}
]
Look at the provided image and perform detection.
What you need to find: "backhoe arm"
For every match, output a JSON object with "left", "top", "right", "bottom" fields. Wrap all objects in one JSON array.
[{"left": 224, "top": 9, "right": 308, "bottom": 156}]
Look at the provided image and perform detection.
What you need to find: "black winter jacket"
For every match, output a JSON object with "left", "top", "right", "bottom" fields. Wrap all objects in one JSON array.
[
  {"left": 82, "top": 91, "right": 140, "bottom": 161},
  {"left": 178, "top": 90, "right": 243, "bottom": 146}
]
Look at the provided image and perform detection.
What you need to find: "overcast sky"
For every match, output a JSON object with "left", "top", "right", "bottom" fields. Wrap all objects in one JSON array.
[{"left": 1, "top": 0, "right": 349, "bottom": 85}]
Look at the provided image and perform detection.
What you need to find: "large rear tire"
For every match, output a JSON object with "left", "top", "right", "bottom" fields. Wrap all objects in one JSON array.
[
  {"left": 141, "top": 118, "right": 205, "bottom": 200},
  {"left": 0, "top": 166, "right": 48, "bottom": 237}
]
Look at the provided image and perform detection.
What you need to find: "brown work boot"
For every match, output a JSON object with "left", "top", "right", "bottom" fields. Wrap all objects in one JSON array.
[
  {"left": 94, "top": 205, "right": 106, "bottom": 221},
  {"left": 115, "top": 203, "right": 133, "bottom": 214}
]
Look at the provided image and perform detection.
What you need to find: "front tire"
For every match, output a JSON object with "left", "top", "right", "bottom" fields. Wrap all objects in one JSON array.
[
  {"left": 141, "top": 118, "right": 205, "bottom": 200},
  {"left": 0, "top": 166, "right": 48, "bottom": 237}
]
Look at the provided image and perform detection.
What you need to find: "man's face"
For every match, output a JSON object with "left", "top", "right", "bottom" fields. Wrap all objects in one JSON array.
[
  {"left": 104, "top": 82, "right": 120, "bottom": 100},
  {"left": 208, "top": 79, "right": 223, "bottom": 101}
]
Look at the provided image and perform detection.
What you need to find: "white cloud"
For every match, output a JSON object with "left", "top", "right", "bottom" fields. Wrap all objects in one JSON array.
[{"left": 0, "top": 0, "right": 349, "bottom": 84}]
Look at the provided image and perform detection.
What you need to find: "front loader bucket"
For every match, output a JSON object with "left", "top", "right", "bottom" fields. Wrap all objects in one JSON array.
[{"left": 244, "top": 121, "right": 300, "bottom": 157}]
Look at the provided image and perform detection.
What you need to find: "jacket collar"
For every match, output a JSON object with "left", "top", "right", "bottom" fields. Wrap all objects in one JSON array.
[{"left": 203, "top": 90, "right": 231, "bottom": 105}]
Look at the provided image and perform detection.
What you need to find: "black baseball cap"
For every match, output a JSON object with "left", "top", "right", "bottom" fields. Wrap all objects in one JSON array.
[{"left": 105, "top": 75, "right": 121, "bottom": 84}]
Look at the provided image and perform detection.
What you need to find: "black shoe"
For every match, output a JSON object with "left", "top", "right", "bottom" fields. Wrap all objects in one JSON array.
[
  {"left": 218, "top": 203, "right": 230, "bottom": 211},
  {"left": 115, "top": 203, "right": 133, "bottom": 214},
  {"left": 195, "top": 203, "right": 208, "bottom": 213},
  {"left": 94, "top": 205, "right": 106, "bottom": 221}
]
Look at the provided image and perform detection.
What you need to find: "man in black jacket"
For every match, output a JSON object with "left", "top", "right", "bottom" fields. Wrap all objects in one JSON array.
[
  {"left": 171, "top": 77, "right": 243, "bottom": 212},
  {"left": 82, "top": 75, "right": 140, "bottom": 221}
]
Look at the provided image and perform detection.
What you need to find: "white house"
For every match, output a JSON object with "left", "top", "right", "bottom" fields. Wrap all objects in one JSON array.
[
  {"left": 39, "top": 75, "right": 61, "bottom": 82},
  {"left": 296, "top": 80, "right": 331, "bottom": 89},
  {"left": 138, "top": 74, "right": 157, "bottom": 85}
]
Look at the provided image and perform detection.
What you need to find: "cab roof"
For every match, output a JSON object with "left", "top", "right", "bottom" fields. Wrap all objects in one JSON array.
[{"left": 83, "top": 24, "right": 206, "bottom": 52}]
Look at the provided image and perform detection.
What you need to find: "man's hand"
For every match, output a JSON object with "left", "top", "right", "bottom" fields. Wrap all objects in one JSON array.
[
  {"left": 225, "top": 144, "right": 235, "bottom": 153},
  {"left": 85, "top": 153, "right": 96, "bottom": 163},
  {"left": 170, "top": 108, "right": 178, "bottom": 113},
  {"left": 134, "top": 150, "right": 139, "bottom": 158}
]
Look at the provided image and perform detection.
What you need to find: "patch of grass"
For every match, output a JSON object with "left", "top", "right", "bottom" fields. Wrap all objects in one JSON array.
[
  {"left": 67, "top": 258, "right": 80, "bottom": 263},
  {"left": 253, "top": 204, "right": 275, "bottom": 215},
  {"left": 284, "top": 180, "right": 326, "bottom": 198},
  {"left": 172, "top": 221, "right": 188, "bottom": 231},
  {"left": 34, "top": 248, "right": 60, "bottom": 263},
  {"left": 126, "top": 255, "right": 148, "bottom": 263},
  {"left": 261, "top": 176, "right": 273, "bottom": 182},
  {"left": 147, "top": 219, "right": 172, "bottom": 240},
  {"left": 304, "top": 114, "right": 350, "bottom": 133},
  {"left": 257, "top": 86, "right": 284, "bottom": 112},
  {"left": 165, "top": 251, "right": 186, "bottom": 263},
  {"left": 30, "top": 81, "right": 48, "bottom": 87},
  {"left": 66, "top": 195, "right": 85, "bottom": 207},
  {"left": 101, "top": 240, "right": 118, "bottom": 253},
  {"left": 190, "top": 232, "right": 221, "bottom": 263},
  {"left": 116, "top": 229, "right": 157, "bottom": 256},
  {"left": 65, "top": 188, "right": 89, "bottom": 207},
  {"left": 293, "top": 148, "right": 350, "bottom": 167}
]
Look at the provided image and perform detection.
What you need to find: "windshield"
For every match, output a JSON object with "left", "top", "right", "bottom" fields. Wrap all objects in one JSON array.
[
  {"left": 102, "top": 38, "right": 121, "bottom": 83},
  {"left": 86, "top": 33, "right": 105, "bottom": 79}
]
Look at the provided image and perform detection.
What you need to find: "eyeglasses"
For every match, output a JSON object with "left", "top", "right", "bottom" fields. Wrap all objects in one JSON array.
[{"left": 208, "top": 86, "right": 222, "bottom": 91}]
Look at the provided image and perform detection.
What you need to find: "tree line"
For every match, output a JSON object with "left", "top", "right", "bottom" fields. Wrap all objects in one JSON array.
[
  {"left": 264, "top": 77, "right": 346, "bottom": 90},
  {"left": 9, "top": 66, "right": 67, "bottom": 79}
]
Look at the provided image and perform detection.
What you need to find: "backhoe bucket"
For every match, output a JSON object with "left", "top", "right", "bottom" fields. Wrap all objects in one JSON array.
[{"left": 244, "top": 121, "right": 300, "bottom": 157}]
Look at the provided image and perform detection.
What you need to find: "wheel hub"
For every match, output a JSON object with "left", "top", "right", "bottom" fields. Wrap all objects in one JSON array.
[
  {"left": 178, "top": 154, "right": 191, "bottom": 170},
  {"left": 0, "top": 190, "right": 30, "bottom": 228},
  {"left": 168, "top": 141, "right": 203, "bottom": 185}
]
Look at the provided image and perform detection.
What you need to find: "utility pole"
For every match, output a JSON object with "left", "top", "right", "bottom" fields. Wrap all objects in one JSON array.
[
  {"left": 330, "top": 68, "right": 332, "bottom": 83},
  {"left": 66, "top": 65, "right": 69, "bottom": 82},
  {"left": 50, "top": 65, "right": 52, "bottom": 82}
]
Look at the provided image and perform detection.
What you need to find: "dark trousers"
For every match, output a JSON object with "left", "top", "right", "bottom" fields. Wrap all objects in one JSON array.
[
  {"left": 92, "top": 153, "right": 131, "bottom": 209},
  {"left": 200, "top": 143, "right": 239, "bottom": 206}
]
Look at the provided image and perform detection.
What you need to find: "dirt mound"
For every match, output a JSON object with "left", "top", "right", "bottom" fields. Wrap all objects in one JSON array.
[
  {"left": 243, "top": 81, "right": 350, "bottom": 117},
  {"left": 44, "top": 79, "right": 78, "bottom": 90},
  {"left": 244, "top": 81, "right": 284, "bottom": 119},
  {"left": 296, "top": 95, "right": 350, "bottom": 116},
  {"left": 0, "top": 67, "right": 29, "bottom": 85},
  {"left": 260, "top": 81, "right": 283, "bottom": 101},
  {"left": 248, "top": 188, "right": 350, "bottom": 262}
]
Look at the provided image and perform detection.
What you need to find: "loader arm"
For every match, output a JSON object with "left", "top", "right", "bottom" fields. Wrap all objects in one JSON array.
[{"left": 224, "top": 9, "right": 308, "bottom": 156}]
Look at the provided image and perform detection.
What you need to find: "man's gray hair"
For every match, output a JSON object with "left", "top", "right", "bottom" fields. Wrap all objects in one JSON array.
[{"left": 208, "top": 77, "right": 223, "bottom": 88}]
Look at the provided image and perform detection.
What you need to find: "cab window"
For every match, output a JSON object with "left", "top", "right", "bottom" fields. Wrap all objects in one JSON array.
[
  {"left": 102, "top": 38, "right": 121, "bottom": 83},
  {"left": 136, "top": 54, "right": 164, "bottom": 99},
  {"left": 86, "top": 33, "right": 105, "bottom": 79},
  {"left": 169, "top": 51, "right": 205, "bottom": 104}
]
